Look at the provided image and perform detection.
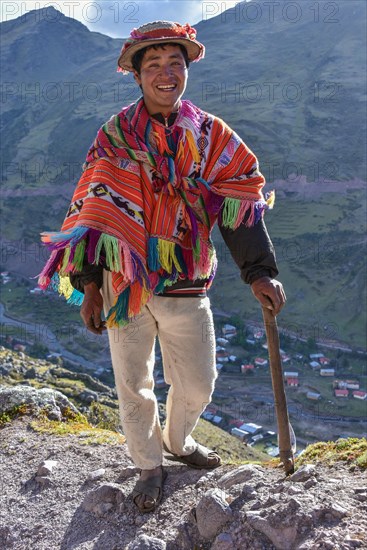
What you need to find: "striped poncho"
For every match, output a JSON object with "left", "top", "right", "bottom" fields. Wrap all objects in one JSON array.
[{"left": 38, "top": 97, "right": 274, "bottom": 327}]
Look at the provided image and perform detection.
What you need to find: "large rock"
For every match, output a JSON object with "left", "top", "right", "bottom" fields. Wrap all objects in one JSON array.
[
  {"left": 290, "top": 464, "right": 317, "bottom": 483},
  {"left": 246, "top": 511, "right": 298, "bottom": 550},
  {"left": 81, "top": 483, "right": 125, "bottom": 517},
  {"left": 78, "top": 389, "right": 99, "bottom": 403},
  {"left": 37, "top": 460, "right": 58, "bottom": 477},
  {"left": 195, "top": 488, "right": 233, "bottom": 540},
  {"left": 245, "top": 497, "right": 312, "bottom": 550},
  {"left": 218, "top": 464, "right": 263, "bottom": 489},
  {"left": 0, "top": 385, "right": 79, "bottom": 420},
  {"left": 211, "top": 532, "right": 234, "bottom": 550}
]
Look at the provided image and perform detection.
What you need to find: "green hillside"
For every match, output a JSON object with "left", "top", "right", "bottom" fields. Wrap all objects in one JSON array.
[{"left": 0, "top": 2, "right": 366, "bottom": 348}]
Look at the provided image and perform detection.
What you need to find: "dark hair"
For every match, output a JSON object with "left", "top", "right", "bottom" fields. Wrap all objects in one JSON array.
[{"left": 132, "top": 43, "right": 190, "bottom": 74}]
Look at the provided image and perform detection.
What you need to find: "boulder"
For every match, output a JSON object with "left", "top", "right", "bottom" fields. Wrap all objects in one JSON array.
[
  {"left": 195, "top": 488, "right": 233, "bottom": 540},
  {"left": 0, "top": 385, "right": 79, "bottom": 420}
]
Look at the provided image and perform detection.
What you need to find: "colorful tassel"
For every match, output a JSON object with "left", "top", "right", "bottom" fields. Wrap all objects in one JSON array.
[
  {"left": 193, "top": 236, "right": 201, "bottom": 263},
  {"left": 266, "top": 190, "right": 275, "bottom": 209},
  {"left": 186, "top": 130, "right": 201, "bottom": 164},
  {"left": 86, "top": 228, "right": 102, "bottom": 264},
  {"left": 41, "top": 226, "right": 88, "bottom": 248},
  {"left": 106, "top": 287, "right": 130, "bottom": 328},
  {"left": 95, "top": 234, "right": 121, "bottom": 271},
  {"left": 221, "top": 198, "right": 241, "bottom": 228},
  {"left": 148, "top": 237, "right": 160, "bottom": 271},
  {"left": 72, "top": 239, "right": 86, "bottom": 272},
  {"left": 58, "top": 274, "right": 74, "bottom": 300},
  {"left": 158, "top": 239, "right": 183, "bottom": 273},
  {"left": 67, "top": 288, "right": 84, "bottom": 306},
  {"left": 37, "top": 250, "right": 63, "bottom": 288}
]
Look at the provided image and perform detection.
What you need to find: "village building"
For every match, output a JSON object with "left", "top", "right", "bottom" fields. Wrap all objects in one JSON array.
[
  {"left": 250, "top": 433, "right": 264, "bottom": 445},
  {"left": 202, "top": 411, "right": 214, "bottom": 421},
  {"left": 30, "top": 287, "right": 43, "bottom": 294},
  {"left": 254, "top": 357, "right": 268, "bottom": 367},
  {"left": 238, "top": 422, "right": 263, "bottom": 436},
  {"left": 229, "top": 419, "right": 245, "bottom": 429},
  {"left": 346, "top": 381, "right": 360, "bottom": 390},
  {"left": 216, "top": 337, "right": 229, "bottom": 346},
  {"left": 266, "top": 446, "right": 280, "bottom": 457},
  {"left": 284, "top": 371, "right": 299, "bottom": 378},
  {"left": 216, "top": 347, "right": 230, "bottom": 362},
  {"left": 306, "top": 391, "right": 321, "bottom": 400},
  {"left": 353, "top": 391, "right": 367, "bottom": 400},
  {"left": 335, "top": 389, "right": 349, "bottom": 398},
  {"left": 1, "top": 272, "right": 11, "bottom": 284},
  {"left": 320, "top": 368, "right": 335, "bottom": 377},
  {"left": 222, "top": 324, "right": 237, "bottom": 338},
  {"left": 319, "top": 357, "right": 330, "bottom": 365},
  {"left": 286, "top": 377, "right": 299, "bottom": 387},
  {"left": 231, "top": 427, "right": 250, "bottom": 441},
  {"left": 310, "top": 361, "right": 321, "bottom": 369},
  {"left": 333, "top": 380, "right": 360, "bottom": 390},
  {"left": 246, "top": 338, "right": 256, "bottom": 345},
  {"left": 310, "top": 353, "right": 324, "bottom": 359}
]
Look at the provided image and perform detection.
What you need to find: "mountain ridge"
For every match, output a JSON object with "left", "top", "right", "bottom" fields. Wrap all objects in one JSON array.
[{"left": 0, "top": 1, "right": 366, "bottom": 347}]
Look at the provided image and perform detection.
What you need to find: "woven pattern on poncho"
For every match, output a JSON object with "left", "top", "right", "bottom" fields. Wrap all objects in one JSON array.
[{"left": 38, "top": 98, "right": 274, "bottom": 327}]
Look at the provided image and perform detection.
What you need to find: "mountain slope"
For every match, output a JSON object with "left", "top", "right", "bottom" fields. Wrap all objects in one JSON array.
[{"left": 0, "top": 1, "right": 366, "bottom": 347}]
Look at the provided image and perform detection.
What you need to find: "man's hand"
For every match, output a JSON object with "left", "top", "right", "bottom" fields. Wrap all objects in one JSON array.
[
  {"left": 80, "top": 282, "right": 106, "bottom": 335},
  {"left": 251, "top": 276, "right": 286, "bottom": 316}
]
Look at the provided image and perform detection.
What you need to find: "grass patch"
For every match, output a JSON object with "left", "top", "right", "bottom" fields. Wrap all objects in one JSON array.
[
  {"left": 296, "top": 437, "right": 367, "bottom": 468},
  {"left": 30, "top": 409, "right": 125, "bottom": 446},
  {"left": 0, "top": 403, "right": 31, "bottom": 427}
]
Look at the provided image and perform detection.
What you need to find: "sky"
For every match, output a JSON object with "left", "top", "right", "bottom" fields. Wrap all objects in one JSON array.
[{"left": 0, "top": 0, "right": 247, "bottom": 37}]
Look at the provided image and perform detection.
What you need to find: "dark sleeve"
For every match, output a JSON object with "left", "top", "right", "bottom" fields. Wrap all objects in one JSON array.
[
  {"left": 219, "top": 214, "right": 279, "bottom": 285},
  {"left": 69, "top": 263, "right": 104, "bottom": 293}
]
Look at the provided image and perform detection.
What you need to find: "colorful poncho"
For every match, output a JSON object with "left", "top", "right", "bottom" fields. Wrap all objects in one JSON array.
[{"left": 38, "top": 97, "right": 274, "bottom": 327}]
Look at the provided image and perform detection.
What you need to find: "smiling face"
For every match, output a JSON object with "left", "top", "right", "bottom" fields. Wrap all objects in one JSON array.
[{"left": 133, "top": 44, "right": 188, "bottom": 116}]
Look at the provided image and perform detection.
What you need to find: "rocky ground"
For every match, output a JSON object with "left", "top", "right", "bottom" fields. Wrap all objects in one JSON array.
[{"left": 1, "top": 385, "right": 367, "bottom": 550}]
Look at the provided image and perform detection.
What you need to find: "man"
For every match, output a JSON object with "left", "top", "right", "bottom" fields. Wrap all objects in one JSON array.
[{"left": 38, "top": 21, "right": 286, "bottom": 513}]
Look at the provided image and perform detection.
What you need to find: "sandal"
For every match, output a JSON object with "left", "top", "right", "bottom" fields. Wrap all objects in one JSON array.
[
  {"left": 132, "top": 467, "right": 167, "bottom": 513},
  {"left": 163, "top": 442, "right": 222, "bottom": 470}
]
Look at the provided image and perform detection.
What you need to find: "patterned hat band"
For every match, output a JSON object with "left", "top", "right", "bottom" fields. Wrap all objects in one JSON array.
[{"left": 117, "top": 21, "right": 205, "bottom": 74}]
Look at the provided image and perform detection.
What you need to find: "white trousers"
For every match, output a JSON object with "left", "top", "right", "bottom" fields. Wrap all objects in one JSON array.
[{"left": 100, "top": 270, "right": 217, "bottom": 469}]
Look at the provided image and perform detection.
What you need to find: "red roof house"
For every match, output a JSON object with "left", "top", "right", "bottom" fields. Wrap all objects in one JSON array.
[
  {"left": 241, "top": 364, "right": 255, "bottom": 373},
  {"left": 286, "top": 377, "right": 299, "bottom": 387},
  {"left": 255, "top": 357, "right": 268, "bottom": 367},
  {"left": 353, "top": 391, "right": 367, "bottom": 400},
  {"left": 335, "top": 389, "right": 349, "bottom": 398}
]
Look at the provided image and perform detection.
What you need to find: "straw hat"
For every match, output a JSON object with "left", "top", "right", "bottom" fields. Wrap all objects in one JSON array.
[{"left": 117, "top": 21, "right": 205, "bottom": 74}]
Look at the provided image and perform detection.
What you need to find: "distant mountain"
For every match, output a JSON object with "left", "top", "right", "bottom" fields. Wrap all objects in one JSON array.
[
  {"left": 0, "top": 2, "right": 366, "bottom": 347},
  {"left": 1, "top": 1, "right": 366, "bottom": 187},
  {"left": 193, "top": 0, "right": 367, "bottom": 181}
]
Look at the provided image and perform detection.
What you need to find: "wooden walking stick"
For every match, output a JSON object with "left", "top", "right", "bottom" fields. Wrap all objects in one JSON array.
[{"left": 262, "top": 306, "right": 295, "bottom": 475}]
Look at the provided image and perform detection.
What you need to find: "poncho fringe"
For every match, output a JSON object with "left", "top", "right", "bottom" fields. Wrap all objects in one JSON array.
[{"left": 38, "top": 98, "right": 274, "bottom": 327}]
